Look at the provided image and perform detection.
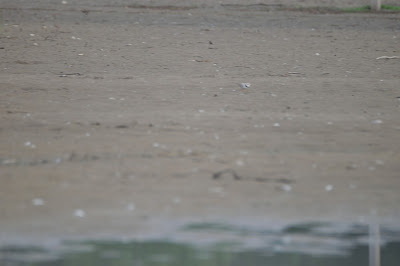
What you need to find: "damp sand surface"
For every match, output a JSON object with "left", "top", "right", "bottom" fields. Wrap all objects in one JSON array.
[{"left": 1, "top": 0, "right": 400, "bottom": 250}]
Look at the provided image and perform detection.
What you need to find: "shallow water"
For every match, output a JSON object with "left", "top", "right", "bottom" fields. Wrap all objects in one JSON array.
[{"left": 1, "top": 222, "right": 400, "bottom": 266}]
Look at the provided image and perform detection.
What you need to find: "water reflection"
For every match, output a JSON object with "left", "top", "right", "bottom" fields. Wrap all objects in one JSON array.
[
  {"left": 1, "top": 222, "right": 400, "bottom": 266},
  {"left": 369, "top": 223, "right": 380, "bottom": 266}
]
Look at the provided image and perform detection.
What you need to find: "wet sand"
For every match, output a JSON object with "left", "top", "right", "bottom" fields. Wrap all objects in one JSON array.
[{"left": 1, "top": 1, "right": 400, "bottom": 244}]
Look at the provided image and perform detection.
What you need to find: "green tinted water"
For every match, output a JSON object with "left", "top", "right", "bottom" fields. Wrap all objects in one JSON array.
[{"left": 2, "top": 222, "right": 400, "bottom": 266}]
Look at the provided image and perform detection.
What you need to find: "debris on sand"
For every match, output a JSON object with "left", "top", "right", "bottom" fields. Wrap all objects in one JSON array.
[
  {"left": 238, "top": 83, "right": 251, "bottom": 89},
  {"left": 212, "top": 169, "right": 241, "bottom": 180},
  {"left": 376, "top": 56, "right": 400, "bottom": 60}
]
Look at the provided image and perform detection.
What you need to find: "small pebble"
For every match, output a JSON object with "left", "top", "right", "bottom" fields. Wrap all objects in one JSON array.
[
  {"left": 371, "top": 119, "right": 383, "bottom": 124},
  {"left": 325, "top": 185, "right": 333, "bottom": 191},
  {"left": 32, "top": 198, "right": 44, "bottom": 206},
  {"left": 236, "top": 160, "right": 244, "bottom": 166},
  {"left": 74, "top": 209, "right": 86, "bottom": 218},
  {"left": 173, "top": 197, "right": 181, "bottom": 204}
]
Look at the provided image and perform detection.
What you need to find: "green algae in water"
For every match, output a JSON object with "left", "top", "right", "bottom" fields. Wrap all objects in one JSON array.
[
  {"left": 2, "top": 222, "right": 400, "bottom": 266},
  {"left": 2, "top": 240, "right": 400, "bottom": 266}
]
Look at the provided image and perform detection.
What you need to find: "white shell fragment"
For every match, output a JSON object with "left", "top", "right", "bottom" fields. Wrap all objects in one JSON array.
[
  {"left": 24, "top": 141, "right": 36, "bottom": 148},
  {"left": 325, "top": 185, "right": 333, "bottom": 191},
  {"left": 32, "top": 198, "right": 45, "bottom": 206},
  {"left": 74, "top": 209, "right": 86, "bottom": 218},
  {"left": 127, "top": 204, "right": 135, "bottom": 211},
  {"left": 235, "top": 159, "right": 244, "bottom": 166},
  {"left": 371, "top": 119, "right": 383, "bottom": 124},
  {"left": 376, "top": 56, "right": 400, "bottom": 59},
  {"left": 238, "top": 83, "right": 251, "bottom": 89}
]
